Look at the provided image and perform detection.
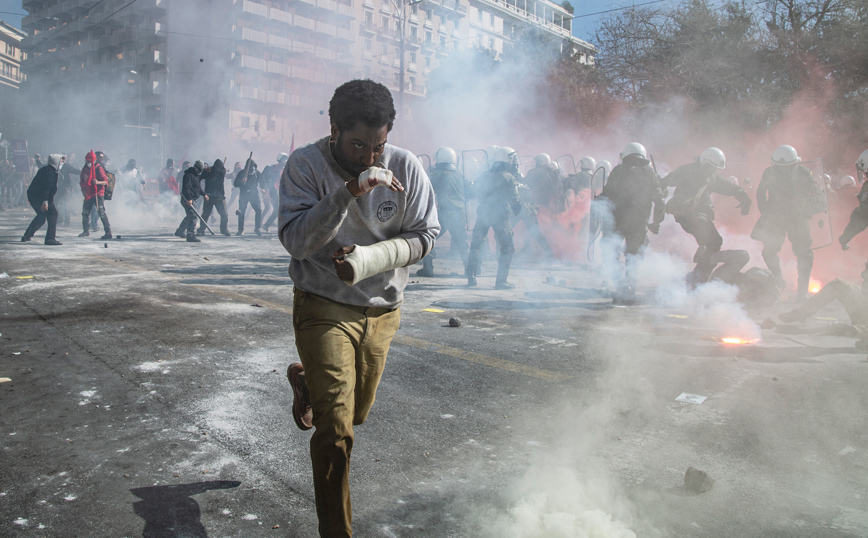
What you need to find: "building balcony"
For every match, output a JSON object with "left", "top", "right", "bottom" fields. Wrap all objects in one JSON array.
[
  {"left": 469, "top": 0, "right": 574, "bottom": 40},
  {"left": 294, "top": 14, "right": 316, "bottom": 32},
  {"left": 419, "top": 0, "right": 466, "bottom": 17},
  {"left": 265, "top": 34, "right": 294, "bottom": 53},
  {"left": 360, "top": 21, "right": 377, "bottom": 35},
  {"left": 236, "top": 54, "right": 266, "bottom": 71},
  {"left": 266, "top": 90, "right": 288, "bottom": 104},
  {"left": 236, "top": 84, "right": 266, "bottom": 101},
  {"left": 335, "top": 26, "right": 354, "bottom": 42},
  {"left": 314, "top": 21, "right": 338, "bottom": 38},
  {"left": 233, "top": 26, "right": 268, "bottom": 44},
  {"left": 269, "top": 7, "right": 294, "bottom": 25},
  {"left": 266, "top": 60, "right": 291, "bottom": 76},
  {"left": 237, "top": 0, "right": 269, "bottom": 18}
]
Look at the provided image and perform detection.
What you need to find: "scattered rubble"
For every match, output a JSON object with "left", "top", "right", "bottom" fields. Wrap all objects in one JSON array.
[
  {"left": 448, "top": 317, "right": 462, "bottom": 328},
  {"left": 685, "top": 466, "right": 714, "bottom": 493}
]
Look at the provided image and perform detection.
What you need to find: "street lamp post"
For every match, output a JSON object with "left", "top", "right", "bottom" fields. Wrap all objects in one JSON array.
[
  {"left": 123, "top": 125, "right": 163, "bottom": 171},
  {"left": 130, "top": 70, "right": 142, "bottom": 161}
]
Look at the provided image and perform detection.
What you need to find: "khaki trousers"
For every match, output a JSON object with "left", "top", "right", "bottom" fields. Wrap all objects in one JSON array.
[{"left": 292, "top": 288, "right": 401, "bottom": 538}]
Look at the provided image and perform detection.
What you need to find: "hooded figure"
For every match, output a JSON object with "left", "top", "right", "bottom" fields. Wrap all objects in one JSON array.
[
  {"left": 78, "top": 150, "right": 112, "bottom": 239},
  {"left": 198, "top": 159, "right": 230, "bottom": 236},
  {"left": 233, "top": 158, "right": 262, "bottom": 235},
  {"left": 174, "top": 161, "right": 206, "bottom": 241},
  {"left": 21, "top": 154, "right": 63, "bottom": 245}
]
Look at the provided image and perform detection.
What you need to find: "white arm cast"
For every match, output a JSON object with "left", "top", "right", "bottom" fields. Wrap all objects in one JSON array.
[
  {"left": 342, "top": 237, "right": 412, "bottom": 286},
  {"left": 357, "top": 167, "right": 394, "bottom": 194}
]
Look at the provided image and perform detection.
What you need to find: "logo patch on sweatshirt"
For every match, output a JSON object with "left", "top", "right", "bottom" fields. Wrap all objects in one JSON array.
[{"left": 377, "top": 201, "right": 398, "bottom": 222}]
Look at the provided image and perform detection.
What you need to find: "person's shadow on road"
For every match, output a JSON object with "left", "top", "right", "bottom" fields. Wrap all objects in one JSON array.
[{"left": 131, "top": 480, "right": 241, "bottom": 538}]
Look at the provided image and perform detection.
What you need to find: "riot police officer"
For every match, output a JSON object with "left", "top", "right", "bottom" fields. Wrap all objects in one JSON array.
[{"left": 467, "top": 147, "right": 522, "bottom": 289}]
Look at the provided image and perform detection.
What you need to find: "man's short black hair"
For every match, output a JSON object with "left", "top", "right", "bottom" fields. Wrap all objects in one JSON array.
[{"left": 329, "top": 79, "right": 396, "bottom": 132}]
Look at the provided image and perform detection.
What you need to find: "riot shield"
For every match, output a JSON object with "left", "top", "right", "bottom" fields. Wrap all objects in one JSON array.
[
  {"left": 586, "top": 164, "right": 610, "bottom": 261},
  {"left": 461, "top": 149, "right": 488, "bottom": 231},
  {"left": 555, "top": 154, "right": 577, "bottom": 180},
  {"left": 417, "top": 153, "right": 431, "bottom": 172},
  {"left": 518, "top": 155, "right": 535, "bottom": 178},
  {"left": 590, "top": 164, "right": 607, "bottom": 198},
  {"left": 800, "top": 158, "right": 833, "bottom": 250},
  {"left": 461, "top": 149, "right": 488, "bottom": 184}
]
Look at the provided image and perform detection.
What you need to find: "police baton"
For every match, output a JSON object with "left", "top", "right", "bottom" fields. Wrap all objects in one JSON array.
[{"left": 189, "top": 202, "right": 215, "bottom": 235}]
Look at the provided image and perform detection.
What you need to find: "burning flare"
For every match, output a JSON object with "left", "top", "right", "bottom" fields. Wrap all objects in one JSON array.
[
  {"left": 809, "top": 279, "right": 822, "bottom": 294},
  {"left": 718, "top": 337, "right": 760, "bottom": 345}
]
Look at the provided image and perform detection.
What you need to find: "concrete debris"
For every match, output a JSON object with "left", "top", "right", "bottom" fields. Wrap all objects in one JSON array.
[
  {"left": 0, "top": 272, "right": 8, "bottom": 279},
  {"left": 761, "top": 318, "right": 776, "bottom": 329},
  {"left": 545, "top": 276, "right": 555, "bottom": 283},
  {"left": 448, "top": 317, "right": 462, "bottom": 327},
  {"left": 684, "top": 466, "right": 714, "bottom": 493}
]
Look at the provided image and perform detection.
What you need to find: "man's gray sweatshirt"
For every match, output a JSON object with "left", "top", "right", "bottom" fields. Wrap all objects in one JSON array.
[{"left": 279, "top": 136, "right": 440, "bottom": 308}]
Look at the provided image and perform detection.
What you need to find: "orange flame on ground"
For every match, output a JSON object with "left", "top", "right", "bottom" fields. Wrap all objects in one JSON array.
[
  {"left": 809, "top": 279, "right": 822, "bottom": 294},
  {"left": 719, "top": 337, "right": 760, "bottom": 345}
]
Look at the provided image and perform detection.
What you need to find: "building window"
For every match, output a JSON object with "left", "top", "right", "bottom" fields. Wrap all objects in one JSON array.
[
  {"left": 364, "top": 10, "right": 373, "bottom": 23},
  {"left": 409, "top": 51, "right": 416, "bottom": 63},
  {"left": 440, "top": 35, "right": 446, "bottom": 46},
  {"left": 380, "top": 68, "right": 387, "bottom": 77},
  {"left": 241, "top": 116, "right": 250, "bottom": 128},
  {"left": 409, "top": 76, "right": 416, "bottom": 91},
  {"left": 381, "top": 17, "right": 389, "bottom": 29},
  {"left": 477, "top": 9, "right": 482, "bottom": 23},
  {"left": 365, "top": 39, "right": 372, "bottom": 51},
  {"left": 364, "top": 65, "right": 371, "bottom": 77},
  {"left": 425, "top": 30, "right": 432, "bottom": 44},
  {"left": 489, "top": 13, "right": 494, "bottom": 26}
]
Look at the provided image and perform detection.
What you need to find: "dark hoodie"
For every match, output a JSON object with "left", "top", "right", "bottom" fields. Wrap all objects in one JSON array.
[
  {"left": 201, "top": 159, "right": 226, "bottom": 200},
  {"left": 27, "top": 154, "right": 61, "bottom": 206},
  {"left": 233, "top": 160, "right": 261, "bottom": 194},
  {"left": 181, "top": 166, "right": 204, "bottom": 202}
]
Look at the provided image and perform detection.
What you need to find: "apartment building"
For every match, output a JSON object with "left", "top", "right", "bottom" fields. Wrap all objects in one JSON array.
[
  {"left": 1, "top": 20, "right": 28, "bottom": 141},
  {"left": 20, "top": 0, "right": 593, "bottom": 167}
]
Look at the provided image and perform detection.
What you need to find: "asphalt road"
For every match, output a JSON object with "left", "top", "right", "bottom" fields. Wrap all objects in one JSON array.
[{"left": 2, "top": 207, "right": 868, "bottom": 538}]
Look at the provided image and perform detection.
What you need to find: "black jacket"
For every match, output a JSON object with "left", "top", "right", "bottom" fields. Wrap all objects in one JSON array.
[
  {"left": 181, "top": 167, "right": 203, "bottom": 202},
  {"left": 201, "top": 160, "right": 226, "bottom": 200},
  {"left": 234, "top": 166, "right": 262, "bottom": 195},
  {"left": 27, "top": 165, "right": 59, "bottom": 206}
]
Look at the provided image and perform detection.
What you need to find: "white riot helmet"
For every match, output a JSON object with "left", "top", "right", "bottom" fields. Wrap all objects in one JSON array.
[
  {"left": 772, "top": 145, "right": 800, "bottom": 166},
  {"left": 598, "top": 160, "right": 612, "bottom": 175},
  {"left": 534, "top": 153, "right": 551, "bottom": 167},
  {"left": 620, "top": 142, "right": 647, "bottom": 161},
  {"left": 838, "top": 175, "right": 856, "bottom": 189},
  {"left": 277, "top": 152, "right": 289, "bottom": 162},
  {"left": 485, "top": 145, "right": 500, "bottom": 162},
  {"left": 552, "top": 162, "right": 560, "bottom": 171},
  {"left": 579, "top": 156, "right": 596, "bottom": 171},
  {"left": 434, "top": 146, "right": 458, "bottom": 170},
  {"left": 700, "top": 147, "right": 726, "bottom": 169},
  {"left": 493, "top": 146, "right": 518, "bottom": 167},
  {"left": 856, "top": 149, "right": 868, "bottom": 174}
]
